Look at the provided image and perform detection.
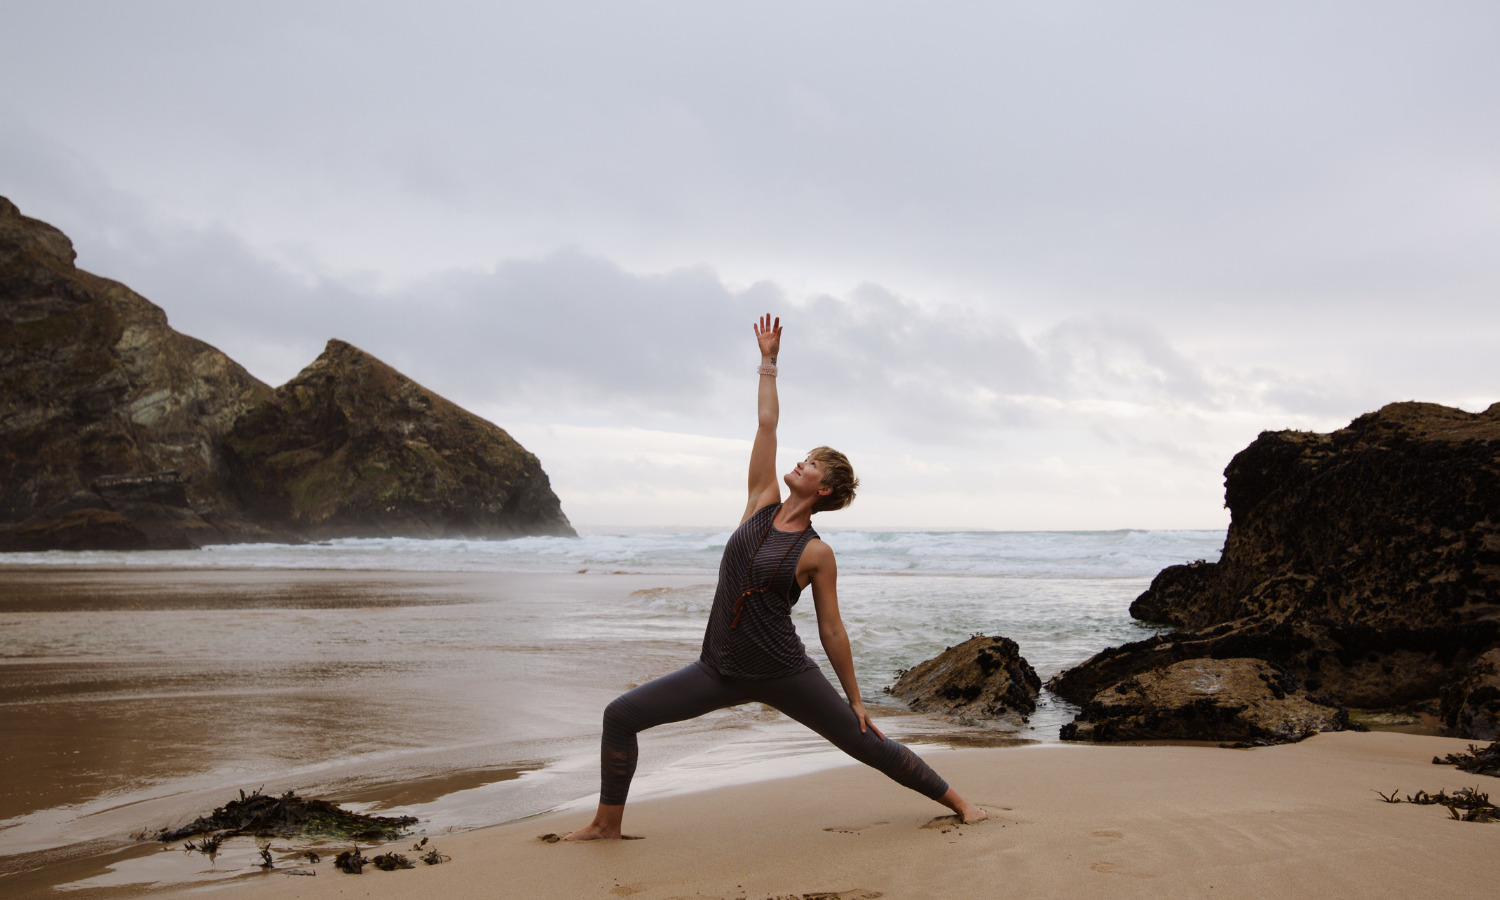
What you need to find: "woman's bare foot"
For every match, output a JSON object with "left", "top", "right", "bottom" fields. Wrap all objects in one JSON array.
[
  {"left": 562, "top": 823, "right": 620, "bottom": 841},
  {"left": 938, "top": 788, "right": 988, "bottom": 824},
  {"left": 561, "top": 803, "right": 626, "bottom": 840}
]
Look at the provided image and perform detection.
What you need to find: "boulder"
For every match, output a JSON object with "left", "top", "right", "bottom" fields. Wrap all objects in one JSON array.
[
  {"left": 1059, "top": 657, "right": 1347, "bottom": 744},
  {"left": 887, "top": 635, "right": 1041, "bottom": 728},
  {"left": 222, "top": 339, "right": 574, "bottom": 539},
  {"left": 1441, "top": 649, "right": 1500, "bottom": 741},
  {"left": 1048, "top": 619, "right": 1500, "bottom": 710}
]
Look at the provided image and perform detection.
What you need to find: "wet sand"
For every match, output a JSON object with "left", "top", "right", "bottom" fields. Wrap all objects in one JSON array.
[
  {"left": 9, "top": 566, "right": 1490, "bottom": 899},
  {"left": 0, "top": 567, "right": 706, "bottom": 893},
  {"left": 0, "top": 566, "right": 1025, "bottom": 897},
  {"left": 128, "top": 732, "right": 1500, "bottom": 900}
]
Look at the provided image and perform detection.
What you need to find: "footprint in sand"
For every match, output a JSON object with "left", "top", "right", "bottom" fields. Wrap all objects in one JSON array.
[
  {"left": 823, "top": 821, "right": 889, "bottom": 834},
  {"left": 538, "top": 833, "right": 645, "bottom": 842},
  {"left": 920, "top": 814, "right": 992, "bottom": 833},
  {"left": 1090, "top": 861, "right": 1152, "bottom": 879}
]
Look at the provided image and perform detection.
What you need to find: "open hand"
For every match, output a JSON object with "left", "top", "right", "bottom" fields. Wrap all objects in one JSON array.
[
  {"left": 851, "top": 701, "right": 885, "bottom": 740},
  {"left": 755, "top": 313, "right": 781, "bottom": 360}
]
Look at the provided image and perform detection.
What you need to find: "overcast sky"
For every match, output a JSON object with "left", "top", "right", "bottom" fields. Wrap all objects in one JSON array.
[{"left": 4, "top": 1, "right": 1497, "bottom": 530}]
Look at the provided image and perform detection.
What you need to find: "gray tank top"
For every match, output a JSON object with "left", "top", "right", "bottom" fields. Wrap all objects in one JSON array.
[{"left": 700, "top": 503, "right": 820, "bottom": 679}]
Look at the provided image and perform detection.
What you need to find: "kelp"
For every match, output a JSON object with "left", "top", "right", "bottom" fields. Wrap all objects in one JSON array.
[
  {"left": 157, "top": 789, "right": 418, "bottom": 843},
  {"left": 1372, "top": 785, "right": 1499, "bottom": 823},
  {"left": 1432, "top": 740, "right": 1500, "bottom": 777},
  {"left": 333, "top": 847, "right": 369, "bottom": 874}
]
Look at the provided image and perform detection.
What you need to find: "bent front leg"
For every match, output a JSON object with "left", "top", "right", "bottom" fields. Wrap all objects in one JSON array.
[{"left": 599, "top": 661, "right": 739, "bottom": 805}]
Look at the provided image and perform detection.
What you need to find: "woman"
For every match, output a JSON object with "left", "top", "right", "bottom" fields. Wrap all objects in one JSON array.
[{"left": 564, "top": 314, "right": 986, "bottom": 840}]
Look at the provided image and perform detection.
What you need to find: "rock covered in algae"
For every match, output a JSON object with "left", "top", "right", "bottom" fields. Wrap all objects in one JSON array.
[
  {"left": 1060, "top": 657, "right": 1347, "bottom": 744},
  {"left": 888, "top": 635, "right": 1041, "bottom": 728}
]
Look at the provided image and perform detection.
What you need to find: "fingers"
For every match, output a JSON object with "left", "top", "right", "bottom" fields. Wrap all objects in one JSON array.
[
  {"left": 854, "top": 709, "right": 885, "bottom": 740},
  {"left": 754, "top": 313, "right": 782, "bottom": 335}
]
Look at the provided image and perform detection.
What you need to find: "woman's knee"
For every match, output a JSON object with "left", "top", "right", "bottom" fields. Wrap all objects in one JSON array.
[{"left": 603, "top": 694, "right": 641, "bottom": 739}]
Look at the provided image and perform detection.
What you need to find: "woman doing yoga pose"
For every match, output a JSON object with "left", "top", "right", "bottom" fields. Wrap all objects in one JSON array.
[{"left": 563, "top": 314, "right": 986, "bottom": 840}]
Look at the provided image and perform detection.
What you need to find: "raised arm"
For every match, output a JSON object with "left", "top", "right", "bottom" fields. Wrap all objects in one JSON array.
[{"left": 742, "top": 314, "right": 783, "bottom": 523}]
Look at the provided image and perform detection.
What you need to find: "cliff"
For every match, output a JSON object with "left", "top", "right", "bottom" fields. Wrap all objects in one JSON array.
[{"left": 0, "top": 197, "right": 573, "bottom": 548}]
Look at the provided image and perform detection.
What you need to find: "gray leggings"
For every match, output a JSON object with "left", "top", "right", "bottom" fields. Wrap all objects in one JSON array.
[{"left": 598, "top": 660, "right": 949, "bottom": 805}]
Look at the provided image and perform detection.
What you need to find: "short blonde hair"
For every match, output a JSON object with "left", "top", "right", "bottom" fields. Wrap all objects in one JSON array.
[{"left": 808, "top": 446, "right": 858, "bottom": 513}]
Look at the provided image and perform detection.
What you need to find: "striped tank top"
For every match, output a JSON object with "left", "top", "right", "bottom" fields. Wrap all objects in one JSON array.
[{"left": 699, "top": 503, "right": 820, "bottom": 680}]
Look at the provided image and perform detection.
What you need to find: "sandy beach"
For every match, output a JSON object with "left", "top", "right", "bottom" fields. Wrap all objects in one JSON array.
[
  {"left": 95, "top": 731, "right": 1497, "bottom": 900},
  {"left": 4, "top": 556, "right": 1496, "bottom": 899}
]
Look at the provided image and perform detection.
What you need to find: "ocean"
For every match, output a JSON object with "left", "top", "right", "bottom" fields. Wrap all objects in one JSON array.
[{"left": 0, "top": 528, "right": 1222, "bottom": 891}]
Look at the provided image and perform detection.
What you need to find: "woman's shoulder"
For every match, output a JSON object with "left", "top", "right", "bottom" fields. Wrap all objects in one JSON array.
[{"left": 799, "top": 535, "right": 833, "bottom": 565}]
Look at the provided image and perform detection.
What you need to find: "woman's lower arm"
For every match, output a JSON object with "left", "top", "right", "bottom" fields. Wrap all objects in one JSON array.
[
  {"left": 757, "top": 366, "right": 778, "bottom": 428},
  {"left": 821, "top": 630, "right": 864, "bottom": 704}
]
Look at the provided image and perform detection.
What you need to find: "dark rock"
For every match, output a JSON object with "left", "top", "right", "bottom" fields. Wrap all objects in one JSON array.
[
  {"left": 887, "top": 635, "right": 1040, "bottom": 728},
  {"left": 1128, "top": 559, "right": 1220, "bottom": 625},
  {"left": 0, "top": 507, "right": 150, "bottom": 551},
  {"left": 1441, "top": 649, "right": 1500, "bottom": 741},
  {"left": 1059, "top": 657, "right": 1347, "bottom": 744},
  {"left": 1057, "top": 402, "right": 1500, "bottom": 736},
  {"left": 222, "top": 339, "right": 574, "bottom": 539},
  {"left": 1048, "top": 619, "right": 1500, "bottom": 710},
  {"left": 1131, "top": 402, "right": 1500, "bottom": 632},
  {"left": 1, "top": 196, "right": 574, "bottom": 548}
]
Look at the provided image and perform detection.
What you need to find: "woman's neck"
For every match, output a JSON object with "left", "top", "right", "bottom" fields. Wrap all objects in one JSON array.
[{"left": 774, "top": 494, "right": 817, "bottom": 531}]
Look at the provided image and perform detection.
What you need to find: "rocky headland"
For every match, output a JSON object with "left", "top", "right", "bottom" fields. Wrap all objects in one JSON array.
[
  {"left": 222, "top": 339, "right": 572, "bottom": 539},
  {"left": 1052, "top": 401, "right": 1500, "bottom": 742},
  {"left": 0, "top": 196, "right": 573, "bottom": 550}
]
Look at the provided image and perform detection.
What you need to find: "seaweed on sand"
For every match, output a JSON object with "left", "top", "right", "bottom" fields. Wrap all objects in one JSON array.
[
  {"left": 1374, "top": 785, "right": 1500, "bottom": 823},
  {"left": 334, "top": 848, "right": 369, "bottom": 874},
  {"left": 156, "top": 789, "right": 418, "bottom": 843},
  {"left": 372, "top": 852, "right": 414, "bottom": 870},
  {"left": 182, "top": 832, "right": 226, "bottom": 859},
  {"left": 411, "top": 837, "right": 450, "bottom": 865},
  {"left": 1431, "top": 740, "right": 1500, "bottom": 777}
]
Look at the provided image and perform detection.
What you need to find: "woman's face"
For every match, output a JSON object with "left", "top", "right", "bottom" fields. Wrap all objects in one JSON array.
[{"left": 784, "top": 455, "right": 827, "bottom": 497}]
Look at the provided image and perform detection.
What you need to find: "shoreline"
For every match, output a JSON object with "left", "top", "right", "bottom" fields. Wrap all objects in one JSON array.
[{"left": 38, "top": 731, "right": 1498, "bottom": 900}]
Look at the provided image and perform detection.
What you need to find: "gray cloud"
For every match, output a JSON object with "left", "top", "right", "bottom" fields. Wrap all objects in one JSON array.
[{"left": 6, "top": 1, "right": 1498, "bottom": 526}]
